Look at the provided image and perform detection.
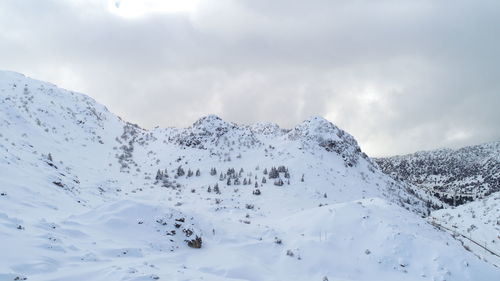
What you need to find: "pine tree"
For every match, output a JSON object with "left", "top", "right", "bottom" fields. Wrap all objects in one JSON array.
[
  {"left": 269, "top": 167, "right": 279, "bottom": 179},
  {"left": 196, "top": 169, "right": 201, "bottom": 176},
  {"left": 187, "top": 169, "right": 194, "bottom": 177},
  {"left": 255, "top": 182, "right": 259, "bottom": 188},
  {"left": 274, "top": 178, "right": 284, "bottom": 186},
  {"left": 48, "top": 153, "right": 53, "bottom": 162},
  {"left": 301, "top": 174, "right": 304, "bottom": 182},
  {"left": 262, "top": 177, "right": 267, "bottom": 184},
  {"left": 214, "top": 183, "right": 220, "bottom": 194},
  {"left": 277, "top": 166, "right": 287, "bottom": 173},
  {"left": 263, "top": 168, "right": 268, "bottom": 175},
  {"left": 207, "top": 186, "right": 212, "bottom": 193},
  {"left": 177, "top": 166, "right": 185, "bottom": 177},
  {"left": 243, "top": 178, "right": 248, "bottom": 185},
  {"left": 155, "top": 169, "right": 163, "bottom": 181},
  {"left": 210, "top": 168, "right": 217, "bottom": 176},
  {"left": 227, "top": 177, "right": 231, "bottom": 186}
]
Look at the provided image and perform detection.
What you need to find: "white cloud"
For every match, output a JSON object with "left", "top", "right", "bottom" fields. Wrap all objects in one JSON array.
[{"left": 0, "top": 0, "right": 499, "bottom": 156}]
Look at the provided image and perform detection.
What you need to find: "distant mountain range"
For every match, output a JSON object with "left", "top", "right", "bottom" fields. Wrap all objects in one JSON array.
[{"left": 375, "top": 141, "right": 500, "bottom": 206}]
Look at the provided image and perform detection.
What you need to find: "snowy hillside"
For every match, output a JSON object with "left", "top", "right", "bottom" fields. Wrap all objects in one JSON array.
[
  {"left": 429, "top": 192, "right": 500, "bottom": 267},
  {"left": 0, "top": 71, "right": 498, "bottom": 280},
  {"left": 375, "top": 142, "right": 500, "bottom": 206}
]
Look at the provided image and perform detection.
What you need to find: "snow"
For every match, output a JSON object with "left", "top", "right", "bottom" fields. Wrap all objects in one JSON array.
[
  {"left": 0, "top": 70, "right": 498, "bottom": 280},
  {"left": 430, "top": 192, "right": 500, "bottom": 266}
]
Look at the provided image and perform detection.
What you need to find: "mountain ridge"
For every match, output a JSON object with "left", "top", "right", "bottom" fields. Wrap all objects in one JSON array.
[
  {"left": 0, "top": 71, "right": 498, "bottom": 280},
  {"left": 375, "top": 141, "right": 500, "bottom": 206}
]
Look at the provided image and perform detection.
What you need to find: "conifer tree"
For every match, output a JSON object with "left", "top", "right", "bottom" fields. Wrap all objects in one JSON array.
[
  {"left": 155, "top": 169, "right": 163, "bottom": 181},
  {"left": 277, "top": 166, "right": 287, "bottom": 173},
  {"left": 177, "top": 166, "right": 185, "bottom": 177},
  {"left": 210, "top": 168, "right": 217, "bottom": 176},
  {"left": 269, "top": 167, "right": 279, "bottom": 179}
]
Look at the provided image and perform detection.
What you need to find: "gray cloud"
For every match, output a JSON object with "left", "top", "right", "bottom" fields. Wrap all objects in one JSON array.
[{"left": 1, "top": 0, "right": 499, "bottom": 156}]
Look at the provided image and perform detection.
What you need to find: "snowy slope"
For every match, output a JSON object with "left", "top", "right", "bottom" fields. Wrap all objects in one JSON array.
[
  {"left": 0, "top": 71, "right": 498, "bottom": 281},
  {"left": 429, "top": 192, "right": 500, "bottom": 267}
]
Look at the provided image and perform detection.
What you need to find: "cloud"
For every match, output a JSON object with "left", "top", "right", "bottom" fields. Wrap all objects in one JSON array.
[{"left": 0, "top": 0, "right": 499, "bottom": 156}]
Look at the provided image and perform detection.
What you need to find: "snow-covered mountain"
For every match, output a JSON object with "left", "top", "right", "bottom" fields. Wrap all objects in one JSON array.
[
  {"left": 0, "top": 71, "right": 498, "bottom": 280},
  {"left": 375, "top": 142, "right": 500, "bottom": 206}
]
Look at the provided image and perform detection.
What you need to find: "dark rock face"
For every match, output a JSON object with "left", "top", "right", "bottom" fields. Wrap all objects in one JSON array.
[{"left": 186, "top": 236, "right": 202, "bottom": 248}]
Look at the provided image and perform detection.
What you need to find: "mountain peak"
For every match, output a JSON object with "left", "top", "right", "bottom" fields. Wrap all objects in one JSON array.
[
  {"left": 194, "top": 114, "right": 222, "bottom": 123},
  {"left": 300, "top": 116, "right": 335, "bottom": 130},
  {"left": 191, "top": 114, "right": 230, "bottom": 131},
  {"left": 286, "top": 116, "right": 368, "bottom": 167},
  {"left": 305, "top": 115, "right": 330, "bottom": 123},
  {"left": 291, "top": 116, "right": 344, "bottom": 140}
]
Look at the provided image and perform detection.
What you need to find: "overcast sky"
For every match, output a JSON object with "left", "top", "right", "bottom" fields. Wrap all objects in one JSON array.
[{"left": 1, "top": 0, "right": 499, "bottom": 156}]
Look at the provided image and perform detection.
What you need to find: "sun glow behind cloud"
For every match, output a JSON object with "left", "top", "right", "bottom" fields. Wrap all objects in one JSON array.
[{"left": 109, "top": 0, "right": 198, "bottom": 18}]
